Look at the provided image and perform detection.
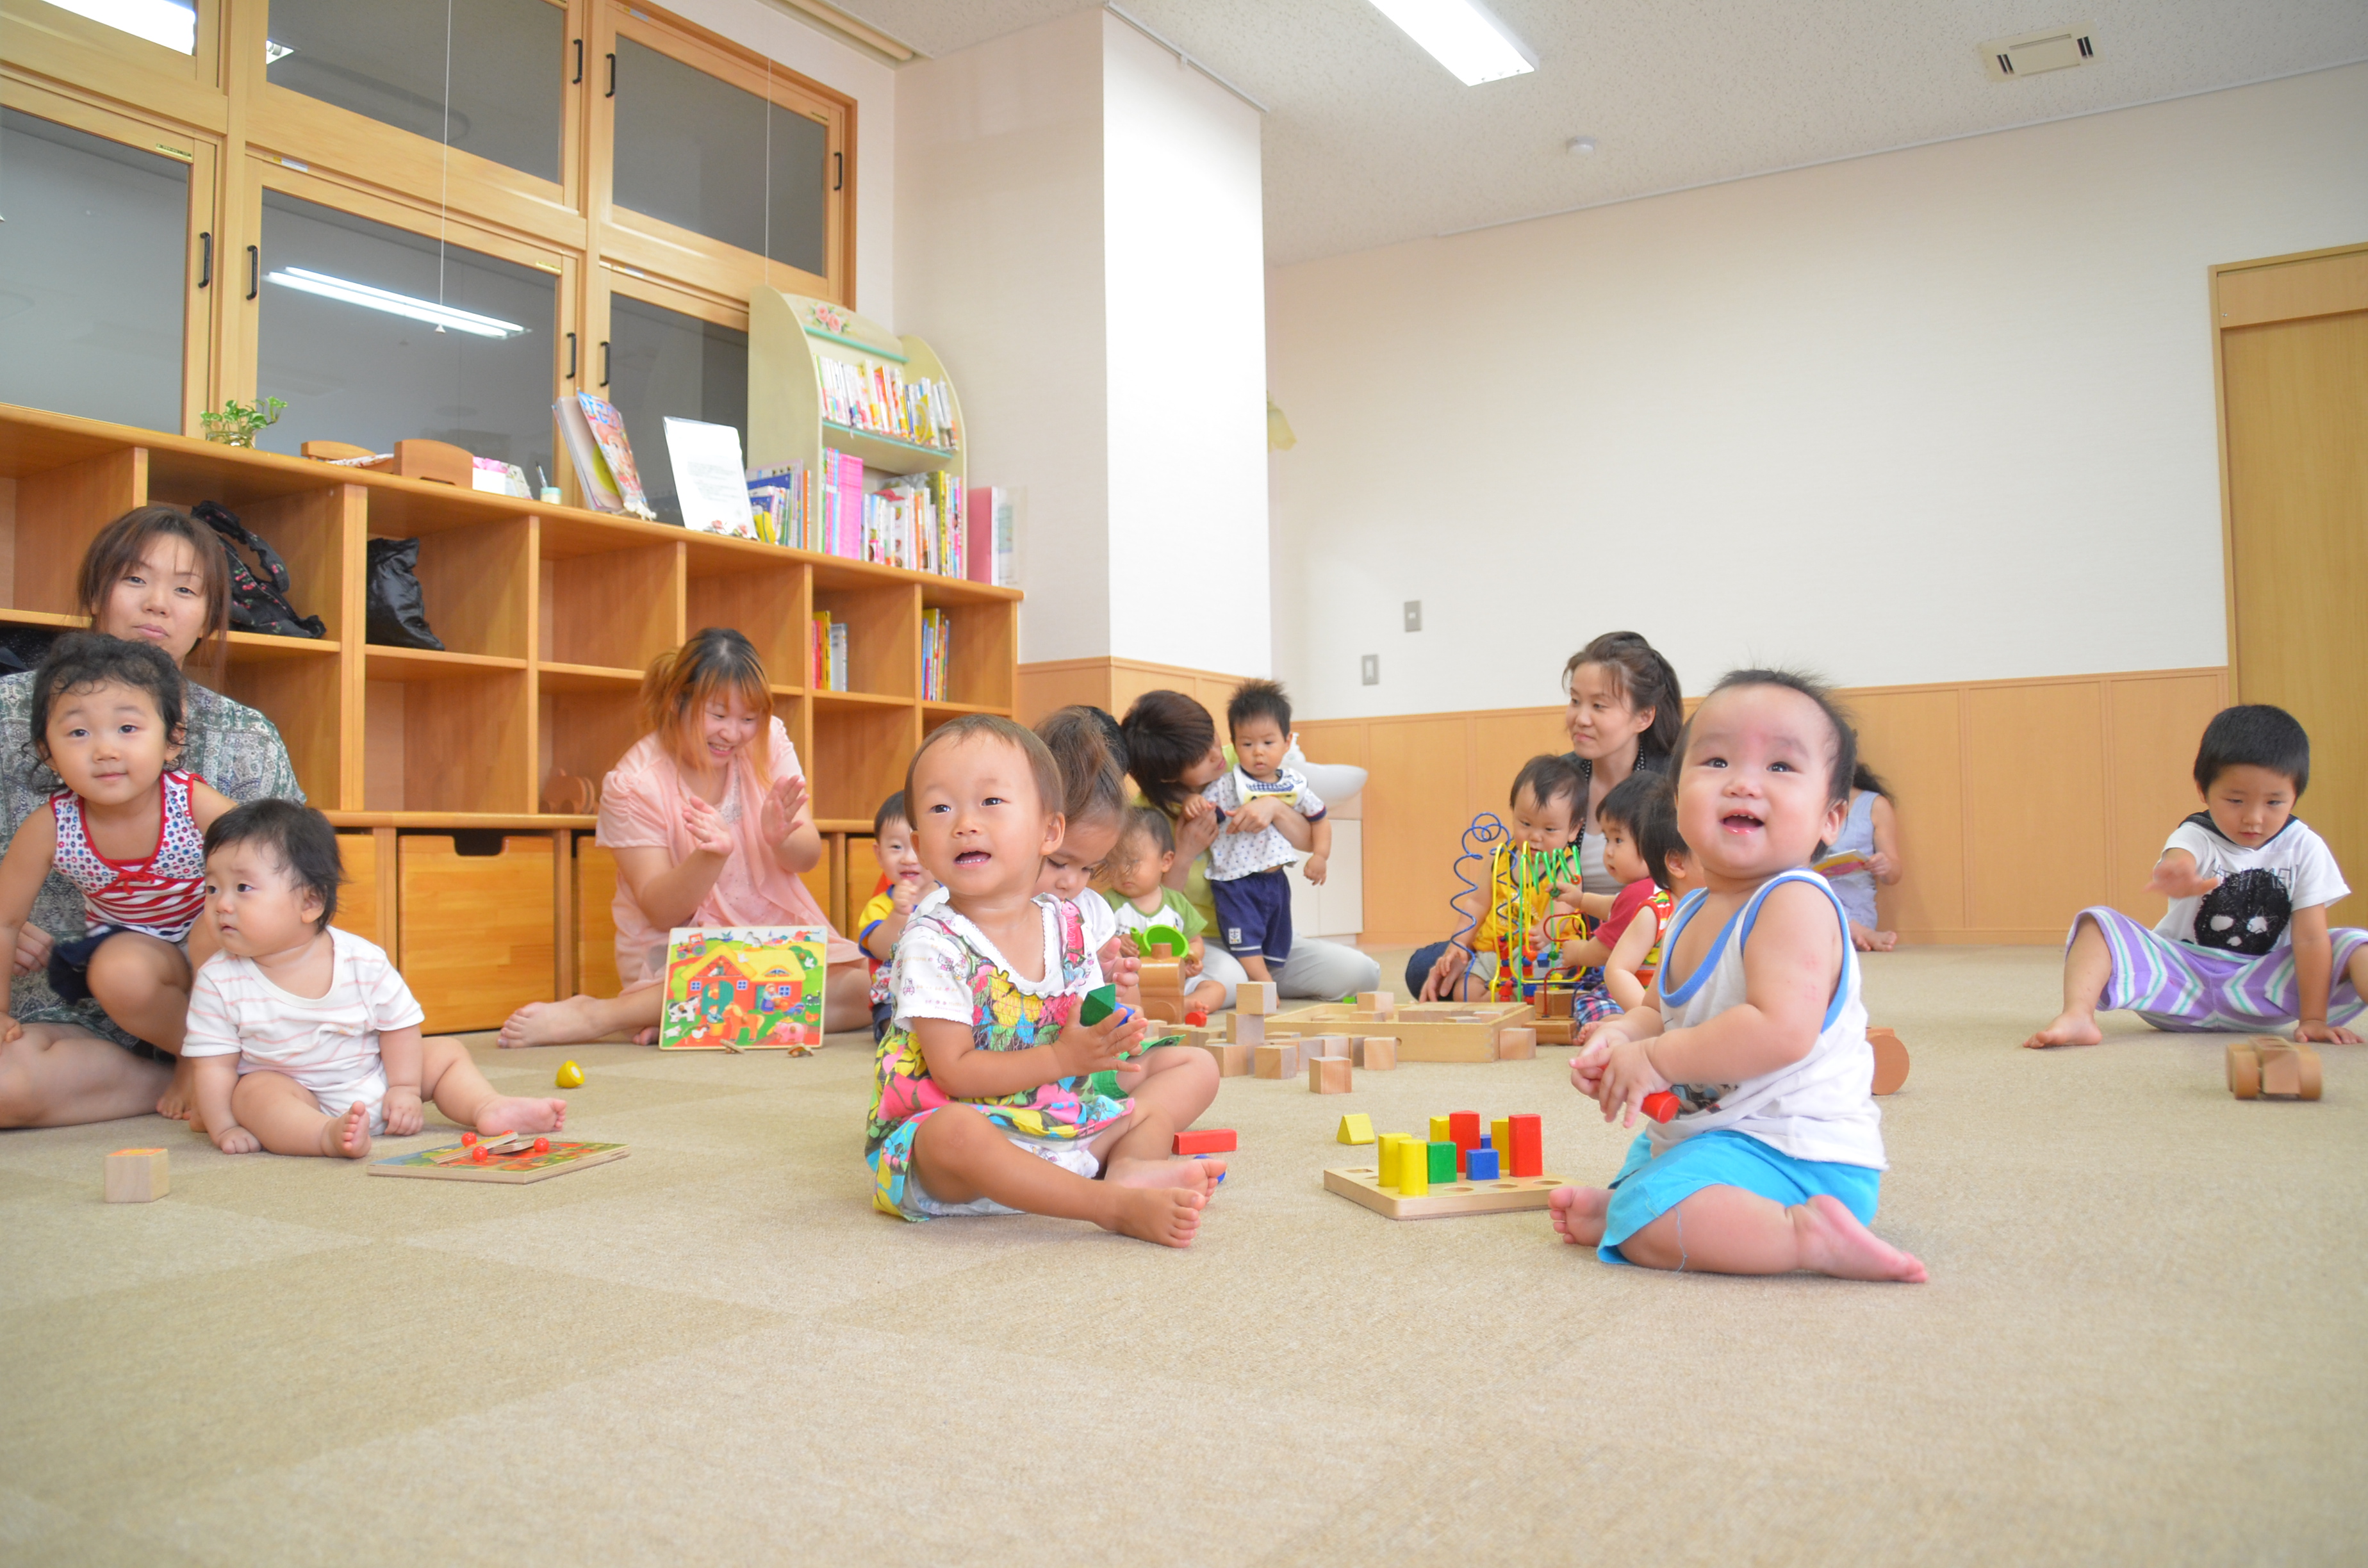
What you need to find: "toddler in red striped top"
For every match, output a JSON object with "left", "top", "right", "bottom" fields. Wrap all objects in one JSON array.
[{"left": 0, "top": 633, "right": 235, "bottom": 1061}]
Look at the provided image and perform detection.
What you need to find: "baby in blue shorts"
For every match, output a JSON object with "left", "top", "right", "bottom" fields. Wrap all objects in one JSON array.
[{"left": 1555, "top": 669, "right": 1926, "bottom": 1284}]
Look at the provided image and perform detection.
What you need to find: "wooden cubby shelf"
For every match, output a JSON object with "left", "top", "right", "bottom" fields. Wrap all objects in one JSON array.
[{"left": 0, "top": 402, "right": 1019, "bottom": 1023}]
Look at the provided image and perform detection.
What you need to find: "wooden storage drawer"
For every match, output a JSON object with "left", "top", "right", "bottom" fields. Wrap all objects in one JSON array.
[
  {"left": 334, "top": 831, "right": 381, "bottom": 948},
  {"left": 575, "top": 838, "right": 621, "bottom": 999},
  {"left": 398, "top": 833, "right": 556, "bottom": 1033}
]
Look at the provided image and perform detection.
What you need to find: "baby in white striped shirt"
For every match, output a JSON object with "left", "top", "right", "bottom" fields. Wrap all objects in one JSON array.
[{"left": 185, "top": 801, "right": 564, "bottom": 1159}]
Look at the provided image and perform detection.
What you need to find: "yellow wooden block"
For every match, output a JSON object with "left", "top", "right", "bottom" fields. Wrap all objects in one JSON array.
[
  {"left": 1429, "top": 1115, "right": 1452, "bottom": 1143},
  {"left": 1377, "top": 1133, "right": 1409, "bottom": 1186},
  {"left": 1337, "top": 1113, "right": 1375, "bottom": 1145},
  {"left": 104, "top": 1147, "right": 169, "bottom": 1204},
  {"left": 1492, "top": 1116, "right": 1511, "bottom": 1162},
  {"left": 1397, "top": 1138, "right": 1430, "bottom": 1195}
]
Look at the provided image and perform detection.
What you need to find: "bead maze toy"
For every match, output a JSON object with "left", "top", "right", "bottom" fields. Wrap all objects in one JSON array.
[
  {"left": 1270, "top": 999, "right": 1536, "bottom": 1063},
  {"left": 369, "top": 1131, "right": 630, "bottom": 1184},
  {"left": 104, "top": 1147, "right": 169, "bottom": 1203},
  {"left": 1443, "top": 815, "right": 1585, "bottom": 1009},
  {"left": 2226, "top": 1036, "right": 2321, "bottom": 1101},
  {"left": 1324, "top": 1111, "right": 1561, "bottom": 1219}
]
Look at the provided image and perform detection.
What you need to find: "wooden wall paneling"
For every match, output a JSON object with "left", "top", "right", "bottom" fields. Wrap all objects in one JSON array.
[
  {"left": 2102, "top": 671, "right": 2228, "bottom": 917},
  {"left": 1016, "top": 659, "right": 1115, "bottom": 726},
  {"left": 1359, "top": 716, "right": 1472, "bottom": 945},
  {"left": 1470, "top": 708, "right": 1568, "bottom": 821},
  {"left": 1846, "top": 688, "right": 1968, "bottom": 938},
  {"left": 1963, "top": 681, "right": 2108, "bottom": 937},
  {"left": 15, "top": 447, "right": 146, "bottom": 612}
]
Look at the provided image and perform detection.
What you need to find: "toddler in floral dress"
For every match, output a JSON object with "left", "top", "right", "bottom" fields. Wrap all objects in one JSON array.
[{"left": 864, "top": 715, "right": 1220, "bottom": 1246}]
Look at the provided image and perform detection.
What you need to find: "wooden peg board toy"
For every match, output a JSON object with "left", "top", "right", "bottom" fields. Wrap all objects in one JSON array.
[
  {"left": 1326, "top": 1111, "right": 1556, "bottom": 1218},
  {"left": 1324, "top": 1164, "right": 1565, "bottom": 1220},
  {"left": 2227, "top": 1036, "right": 2321, "bottom": 1100},
  {"left": 370, "top": 1132, "right": 630, "bottom": 1184},
  {"left": 1272, "top": 999, "right": 1535, "bottom": 1063}
]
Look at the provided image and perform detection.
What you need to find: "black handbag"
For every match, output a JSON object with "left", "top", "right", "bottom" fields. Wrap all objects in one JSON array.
[
  {"left": 193, "top": 500, "right": 325, "bottom": 639},
  {"left": 365, "top": 537, "right": 444, "bottom": 651}
]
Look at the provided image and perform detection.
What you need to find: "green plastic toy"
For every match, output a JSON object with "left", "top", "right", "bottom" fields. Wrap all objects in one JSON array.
[{"left": 1138, "top": 924, "right": 1189, "bottom": 958}]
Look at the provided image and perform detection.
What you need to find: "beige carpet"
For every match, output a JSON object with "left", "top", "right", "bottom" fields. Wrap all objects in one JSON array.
[{"left": 3, "top": 946, "right": 2362, "bottom": 1565}]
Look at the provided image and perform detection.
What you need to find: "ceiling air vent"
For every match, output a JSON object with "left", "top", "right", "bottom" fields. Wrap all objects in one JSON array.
[{"left": 1981, "top": 25, "right": 2095, "bottom": 81}]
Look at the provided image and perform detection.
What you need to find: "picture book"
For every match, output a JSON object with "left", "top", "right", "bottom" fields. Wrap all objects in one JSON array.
[
  {"left": 557, "top": 392, "right": 657, "bottom": 520},
  {"left": 659, "top": 926, "right": 830, "bottom": 1051},
  {"left": 664, "top": 417, "right": 759, "bottom": 539}
]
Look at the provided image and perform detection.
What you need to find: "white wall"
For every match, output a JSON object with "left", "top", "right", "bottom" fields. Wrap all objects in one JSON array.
[
  {"left": 895, "top": 10, "right": 1110, "bottom": 662},
  {"left": 1266, "top": 63, "right": 2368, "bottom": 719},
  {"left": 1101, "top": 14, "right": 1270, "bottom": 674},
  {"left": 665, "top": 0, "right": 899, "bottom": 322}
]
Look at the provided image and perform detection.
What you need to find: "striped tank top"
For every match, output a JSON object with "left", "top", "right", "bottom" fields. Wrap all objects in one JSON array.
[{"left": 51, "top": 769, "right": 209, "bottom": 942}]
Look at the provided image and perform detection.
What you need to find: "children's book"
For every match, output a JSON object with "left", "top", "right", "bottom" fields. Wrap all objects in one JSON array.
[
  {"left": 662, "top": 416, "right": 759, "bottom": 539},
  {"left": 658, "top": 926, "right": 830, "bottom": 1051},
  {"left": 555, "top": 392, "right": 657, "bottom": 520},
  {"left": 1813, "top": 850, "right": 1874, "bottom": 879}
]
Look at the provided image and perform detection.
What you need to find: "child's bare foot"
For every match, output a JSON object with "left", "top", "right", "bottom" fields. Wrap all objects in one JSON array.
[
  {"left": 1101, "top": 1184, "right": 1207, "bottom": 1247},
  {"left": 498, "top": 995, "right": 611, "bottom": 1049},
  {"left": 1868, "top": 929, "right": 1898, "bottom": 952},
  {"left": 1791, "top": 1195, "right": 1926, "bottom": 1282},
  {"left": 1549, "top": 1184, "right": 1610, "bottom": 1246},
  {"left": 1106, "top": 1153, "right": 1225, "bottom": 1195},
  {"left": 2021, "top": 1011, "right": 2103, "bottom": 1049},
  {"left": 474, "top": 1096, "right": 565, "bottom": 1136},
  {"left": 320, "top": 1101, "right": 373, "bottom": 1159},
  {"left": 156, "top": 1056, "right": 199, "bottom": 1120}
]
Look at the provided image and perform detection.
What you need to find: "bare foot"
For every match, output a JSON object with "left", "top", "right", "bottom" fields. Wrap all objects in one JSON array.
[
  {"left": 320, "top": 1101, "right": 373, "bottom": 1160},
  {"left": 1869, "top": 929, "right": 1898, "bottom": 952},
  {"left": 499, "top": 995, "right": 611, "bottom": 1049},
  {"left": 473, "top": 1096, "right": 565, "bottom": 1136},
  {"left": 2021, "top": 1011, "right": 2103, "bottom": 1049},
  {"left": 1549, "top": 1184, "right": 1610, "bottom": 1246},
  {"left": 1791, "top": 1195, "right": 1927, "bottom": 1282},
  {"left": 1106, "top": 1153, "right": 1225, "bottom": 1195},
  {"left": 632, "top": 1026, "right": 659, "bottom": 1047},
  {"left": 156, "top": 1056, "right": 199, "bottom": 1120},
  {"left": 1101, "top": 1184, "right": 1207, "bottom": 1247}
]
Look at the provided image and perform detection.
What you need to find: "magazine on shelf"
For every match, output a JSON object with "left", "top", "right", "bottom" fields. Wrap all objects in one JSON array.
[{"left": 554, "top": 393, "right": 657, "bottom": 520}]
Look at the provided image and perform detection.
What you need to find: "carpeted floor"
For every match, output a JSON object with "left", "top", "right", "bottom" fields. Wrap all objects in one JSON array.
[{"left": 3, "top": 945, "right": 2362, "bottom": 1565}]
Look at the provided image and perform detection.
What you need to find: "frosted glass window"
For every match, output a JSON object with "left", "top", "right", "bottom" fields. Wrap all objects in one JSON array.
[
  {"left": 607, "top": 295, "right": 748, "bottom": 529},
  {"left": 255, "top": 190, "right": 555, "bottom": 486},
  {"left": 265, "top": 0, "right": 563, "bottom": 185},
  {"left": 0, "top": 109, "right": 188, "bottom": 433},
  {"left": 611, "top": 37, "right": 828, "bottom": 277},
  {"left": 42, "top": 0, "right": 194, "bottom": 53}
]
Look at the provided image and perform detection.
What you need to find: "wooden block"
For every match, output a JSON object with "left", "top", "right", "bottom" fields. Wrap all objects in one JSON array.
[
  {"left": 1866, "top": 1027, "right": 1911, "bottom": 1095},
  {"left": 1270, "top": 1000, "right": 1534, "bottom": 1063},
  {"left": 1195, "top": 1041, "right": 1249, "bottom": 1076},
  {"left": 1174, "top": 1127, "right": 1237, "bottom": 1156},
  {"left": 1238, "top": 981, "right": 1278, "bottom": 1015},
  {"left": 1140, "top": 960, "right": 1184, "bottom": 996},
  {"left": 1231, "top": 1011, "right": 1265, "bottom": 1047},
  {"left": 1532, "top": 1019, "right": 1575, "bottom": 1046},
  {"left": 1254, "top": 1043, "right": 1295, "bottom": 1079},
  {"left": 1540, "top": 990, "right": 1574, "bottom": 1019},
  {"left": 1497, "top": 1026, "right": 1537, "bottom": 1061},
  {"left": 300, "top": 439, "right": 377, "bottom": 461},
  {"left": 1357, "top": 990, "right": 1396, "bottom": 1019},
  {"left": 1355, "top": 1036, "right": 1396, "bottom": 1071},
  {"left": 1337, "top": 1113, "right": 1376, "bottom": 1144},
  {"left": 104, "top": 1147, "right": 168, "bottom": 1203},
  {"left": 1313, "top": 1033, "right": 1353, "bottom": 1059},
  {"left": 1308, "top": 1056, "right": 1353, "bottom": 1094}
]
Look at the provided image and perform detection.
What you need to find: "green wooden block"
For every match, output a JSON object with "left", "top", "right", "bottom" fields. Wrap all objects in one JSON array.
[
  {"left": 1080, "top": 984, "right": 1119, "bottom": 1026},
  {"left": 1426, "top": 1141, "right": 1457, "bottom": 1184}
]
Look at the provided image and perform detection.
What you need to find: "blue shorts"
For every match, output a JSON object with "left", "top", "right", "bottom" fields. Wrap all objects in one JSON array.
[
  {"left": 1598, "top": 1129, "right": 1882, "bottom": 1265},
  {"left": 1210, "top": 867, "right": 1293, "bottom": 965}
]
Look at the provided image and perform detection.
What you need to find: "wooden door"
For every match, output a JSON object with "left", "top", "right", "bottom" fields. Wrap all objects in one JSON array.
[{"left": 2217, "top": 245, "right": 2368, "bottom": 922}]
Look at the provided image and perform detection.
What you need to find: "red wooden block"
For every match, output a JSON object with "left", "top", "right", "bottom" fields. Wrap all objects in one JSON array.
[
  {"left": 1508, "top": 1113, "right": 1543, "bottom": 1177},
  {"left": 1449, "top": 1110, "right": 1481, "bottom": 1172},
  {"left": 1641, "top": 1091, "right": 1679, "bottom": 1123},
  {"left": 1173, "top": 1128, "right": 1238, "bottom": 1156}
]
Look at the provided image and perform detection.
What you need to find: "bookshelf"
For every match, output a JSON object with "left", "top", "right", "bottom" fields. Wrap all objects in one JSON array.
[{"left": 0, "top": 402, "right": 1019, "bottom": 1027}]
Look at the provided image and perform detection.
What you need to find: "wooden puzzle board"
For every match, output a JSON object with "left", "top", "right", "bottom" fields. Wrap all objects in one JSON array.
[
  {"left": 1276, "top": 1001, "right": 1535, "bottom": 1063},
  {"left": 1324, "top": 1163, "right": 1565, "bottom": 1219},
  {"left": 369, "top": 1140, "right": 630, "bottom": 1184}
]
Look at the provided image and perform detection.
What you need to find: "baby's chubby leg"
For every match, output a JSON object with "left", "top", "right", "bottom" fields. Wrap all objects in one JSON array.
[
  {"left": 417, "top": 1036, "right": 566, "bottom": 1135},
  {"left": 1615, "top": 1186, "right": 1925, "bottom": 1282},
  {"left": 911, "top": 1104, "right": 1208, "bottom": 1248},
  {"left": 228, "top": 1069, "right": 371, "bottom": 1159}
]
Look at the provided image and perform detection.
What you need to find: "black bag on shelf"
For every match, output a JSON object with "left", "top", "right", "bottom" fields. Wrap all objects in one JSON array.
[
  {"left": 365, "top": 537, "right": 444, "bottom": 651},
  {"left": 193, "top": 500, "right": 326, "bottom": 639}
]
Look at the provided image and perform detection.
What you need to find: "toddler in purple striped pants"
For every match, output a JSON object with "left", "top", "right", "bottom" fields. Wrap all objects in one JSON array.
[{"left": 2026, "top": 705, "right": 2366, "bottom": 1049}]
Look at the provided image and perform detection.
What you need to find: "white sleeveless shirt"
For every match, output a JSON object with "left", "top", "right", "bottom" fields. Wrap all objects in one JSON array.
[{"left": 1649, "top": 869, "right": 1886, "bottom": 1169}]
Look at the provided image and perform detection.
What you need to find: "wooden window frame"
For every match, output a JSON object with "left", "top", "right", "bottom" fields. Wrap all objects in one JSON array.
[{"left": 0, "top": 0, "right": 226, "bottom": 125}]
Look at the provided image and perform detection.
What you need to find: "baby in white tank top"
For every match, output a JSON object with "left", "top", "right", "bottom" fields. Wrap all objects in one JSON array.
[{"left": 1554, "top": 671, "right": 1927, "bottom": 1284}]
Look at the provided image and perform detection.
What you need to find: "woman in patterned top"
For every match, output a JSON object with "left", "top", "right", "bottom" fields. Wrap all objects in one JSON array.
[{"left": 0, "top": 506, "right": 303, "bottom": 1129}]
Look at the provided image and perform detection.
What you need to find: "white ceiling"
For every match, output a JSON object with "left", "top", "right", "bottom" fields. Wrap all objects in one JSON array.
[{"left": 836, "top": 1, "right": 2368, "bottom": 266}]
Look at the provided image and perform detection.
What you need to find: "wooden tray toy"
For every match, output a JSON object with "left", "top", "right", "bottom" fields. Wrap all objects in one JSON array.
[
  {"left": 1272, "top": 999, "right": 1536, "bottom": 1063},
  {"left": 1325, "top": 1110, "right": 1556, "bottom": 1218},
  {"left": 1324, "top": 1164, "right": 1565, "bottom": 1220},
  {"left": 369, "top": 1132, "right": 629, "bottom": 1184}
]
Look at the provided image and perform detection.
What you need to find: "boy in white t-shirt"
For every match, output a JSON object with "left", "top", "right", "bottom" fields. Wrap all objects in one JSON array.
[
  {"left": 185, "top": 801, "right": 566, "bottom": 1159},
  {"left": 2026, "top": 705, "right": 2368, "bottom": 1047}
]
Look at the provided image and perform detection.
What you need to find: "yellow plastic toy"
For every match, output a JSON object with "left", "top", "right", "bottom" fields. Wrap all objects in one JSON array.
[{"left": 555, "top": 1060, "right": 585, "bottom": 1088}]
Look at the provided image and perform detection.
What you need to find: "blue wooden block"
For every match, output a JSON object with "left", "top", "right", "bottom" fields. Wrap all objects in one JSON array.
[{"left": 1465, "top": 1146, "right": 1501, "bottom": 1180}]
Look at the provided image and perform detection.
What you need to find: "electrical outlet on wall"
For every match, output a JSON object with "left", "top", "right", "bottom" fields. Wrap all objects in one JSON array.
[
  {"left": 1403, "top": 600, "right": 1422, "bottom": 632},
  {"left": 1361, "top": 654, "right": 1379, "bottom": 685}
]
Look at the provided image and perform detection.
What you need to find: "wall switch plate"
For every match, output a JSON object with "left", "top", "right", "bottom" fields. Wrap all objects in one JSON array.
[
  {"left": 1361, "top": 654, "right": 1379, "bottom": 685},
  {"left": 1403, "top": 600, "right": 1422, "bottom": 632}
]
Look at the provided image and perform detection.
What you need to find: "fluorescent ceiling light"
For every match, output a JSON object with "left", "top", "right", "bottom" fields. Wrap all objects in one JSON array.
[
  {"left": 1367, "top": 0, "right": 1535, "bottom": 85},
  {"left": 44, "top": 0, "right": 195, "bottom": 54},
  {"left": 266, "top": 267, "right": 527, "bottom": 339}
]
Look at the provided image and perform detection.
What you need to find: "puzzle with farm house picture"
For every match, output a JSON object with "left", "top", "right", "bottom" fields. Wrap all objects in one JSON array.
[{"left": 658, "top": 927, "right": 830, "bottom": 1051}]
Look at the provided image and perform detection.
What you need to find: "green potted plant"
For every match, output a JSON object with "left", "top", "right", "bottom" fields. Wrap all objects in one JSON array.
[{"left": 199, "top": 396, "right": 286, "bottom": 448}]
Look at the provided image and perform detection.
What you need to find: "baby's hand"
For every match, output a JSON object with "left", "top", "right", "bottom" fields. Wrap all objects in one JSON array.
[
  {"left": 212, "top": 1122, "right": 260, "bottom": 1155},
  {"left": 382, "top": 1088, "right": 425, "bottom": 1138},
  {"left": 2147, "top": 853, "right": 2220, "bottom": 901},
  {"left": 1052, "top": 1006, "right": 1147, "bottom": 1079},
  {"left": 2296, "top": 1019, "right": 2362, "bottom": 1045},
  {"left": 1303, "top": 853, "right": 1328, "bottom": 885},
  {"left": 1593, "top": 1036, "right": 1672, "bottom": 1127}
]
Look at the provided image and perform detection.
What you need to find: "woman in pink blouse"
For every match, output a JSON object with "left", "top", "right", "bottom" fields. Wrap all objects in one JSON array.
[{"left": 500, "top": 629, "right": 867, "bottom": 1047}]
